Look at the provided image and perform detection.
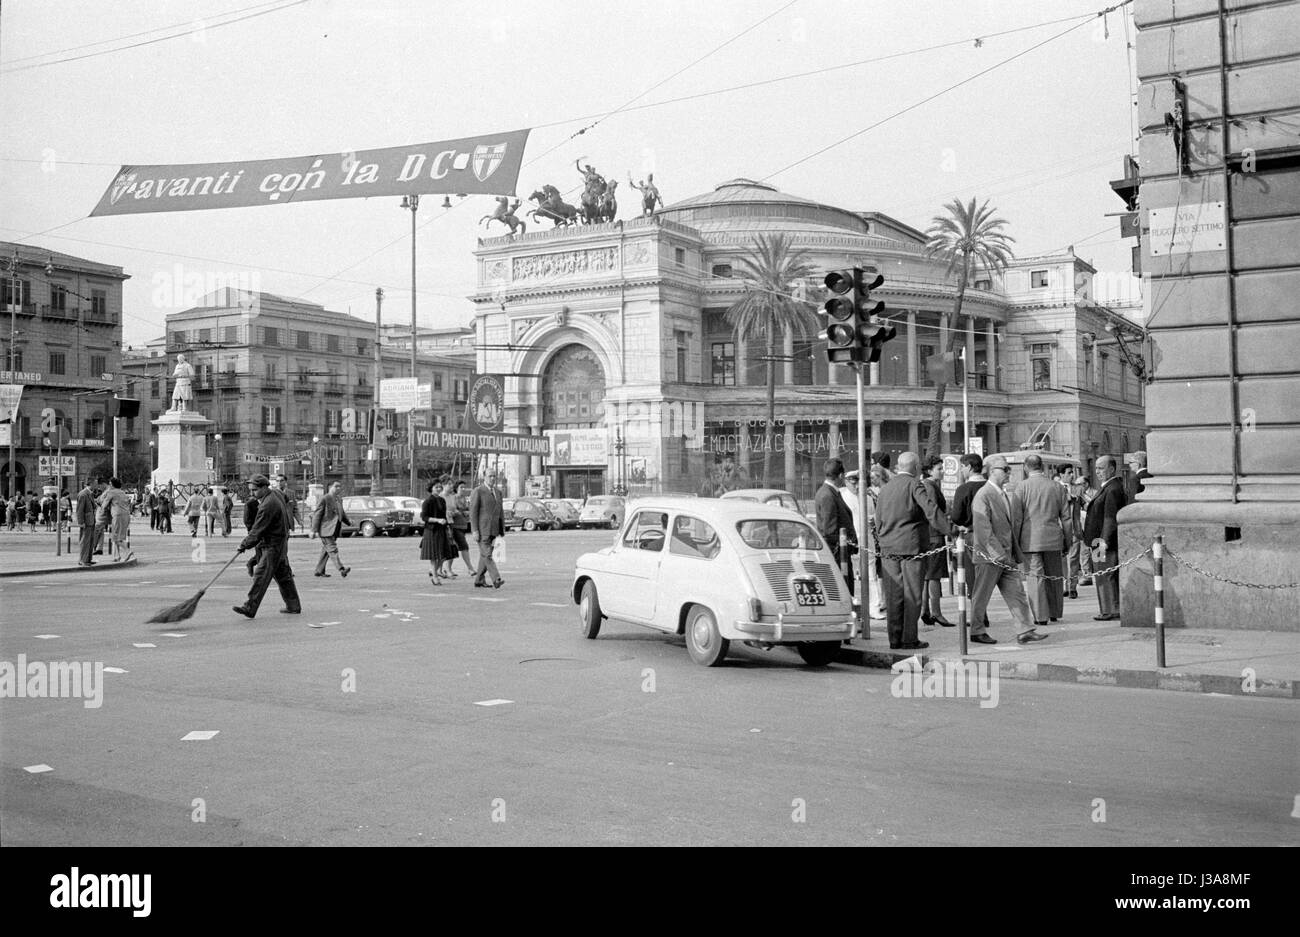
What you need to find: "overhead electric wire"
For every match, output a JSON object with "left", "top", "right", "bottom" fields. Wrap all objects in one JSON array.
[
  {"left": 1, "top": 0, "right": 310, "bottom": 74},
  {"left": 760, "top": 1, "right": 1134, "bottom": 183}
]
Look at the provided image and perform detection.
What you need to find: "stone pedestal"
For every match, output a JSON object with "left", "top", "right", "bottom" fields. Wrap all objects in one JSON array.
[{"left": 152, "top": 409, "right": 214, "bottom": 487}]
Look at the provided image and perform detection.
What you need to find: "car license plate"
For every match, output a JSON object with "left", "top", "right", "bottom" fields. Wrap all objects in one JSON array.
[{"left": 793, "top": 578, "right": 825, "bottom": 606}]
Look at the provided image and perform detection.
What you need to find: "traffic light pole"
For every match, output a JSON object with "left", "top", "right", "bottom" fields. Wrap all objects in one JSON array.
[{"left": 855, "top": 362, "right": 870, "bottom": 639}]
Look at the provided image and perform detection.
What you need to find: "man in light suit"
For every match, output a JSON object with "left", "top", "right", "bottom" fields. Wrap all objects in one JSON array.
[
  {"left": 1083, "top": 454, "right": 1127, "bottom": 621},
  {"left": 874, "top": 452, "right": 951, "bottom": 650},
  {"left": 468, "top": 471, "right": 505, "bottom": 589},
  {"left": 75, "top": 476, "right": 102, "bottom": 567},
  {"left": 1018, "top": 453, "right": 1072, "bottom": 628},
  {"left": 311, "top": 481, "right": 352, "bottom": 578},
  {"left": 969, "top": 455, "right": 1046, "bottom": 645}
]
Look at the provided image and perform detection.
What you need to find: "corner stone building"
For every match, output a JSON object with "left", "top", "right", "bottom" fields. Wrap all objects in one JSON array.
[
  {"left": 471, "top": 179, "right": 1146, "bottom": 502},
  {"left": 1121, "top": 0, "right": 1300, "bottom": 631}
]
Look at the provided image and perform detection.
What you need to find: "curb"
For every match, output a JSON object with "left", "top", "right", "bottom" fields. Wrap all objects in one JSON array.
[
  {"left": 834, "top": 643, "right": 1298, "bottom": 701},
  {"left": 0, "top": 557, "right": 140, "bottom": 579}
]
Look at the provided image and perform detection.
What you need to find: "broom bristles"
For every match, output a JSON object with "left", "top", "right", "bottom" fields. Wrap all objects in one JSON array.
[{"left": 146, "top": 589, "right": 204, "bottom": 624}]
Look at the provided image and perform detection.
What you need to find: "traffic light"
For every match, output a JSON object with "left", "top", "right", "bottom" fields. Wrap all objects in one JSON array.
[{"left": 819, "top": 268, "right": 890, "bottom": 364}]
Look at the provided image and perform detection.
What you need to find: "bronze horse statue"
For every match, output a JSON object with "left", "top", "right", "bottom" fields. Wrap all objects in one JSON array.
[
  {"left": 480, "top": 197, "right": 526, "bottom": 237},
  {"left": 529, "top": 186, "right": 580, "bottom": 227}
]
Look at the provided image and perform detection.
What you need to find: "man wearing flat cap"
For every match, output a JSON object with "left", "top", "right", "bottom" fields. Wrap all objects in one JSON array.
[{"left": 232, "top": 474, "right": 301, "bottom": 619}]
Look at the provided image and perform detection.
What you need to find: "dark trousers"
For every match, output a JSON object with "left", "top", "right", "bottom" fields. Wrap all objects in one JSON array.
[
  {"left": 78, "top": 524, "right": 95, "bottom": 564},
  {"left": 1096, "top": 549, "right": 1120, "bottom": 617},
  {"left": 245, "top": 539, "right": 300, "bottom": 616},
  {"left": 830, "top": 542, "right": 855, "bottom": 596},
  {"left": 881, "top": 554, "right": 924, "bottom": 647},
  {"left": 474, "top": 536, "right": 501, "bottom": 584},
  {"left": 1024, "top": 550, "right": 1064, "bottom": 622}
]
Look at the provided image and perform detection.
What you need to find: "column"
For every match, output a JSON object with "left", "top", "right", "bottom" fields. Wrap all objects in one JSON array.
[
  {"left": 871, "top": 420, "right": 882, "bottom": 454},
  {"left": 783, "top": 423, "right": 796, "bottom": 489},
  {"left": 965, "top": 315, "right": 976, "bottom": 382},
  {"left": 782, "top": 332, "right": 794, "bottom": 385},
  {"left": 869, "top": 361, "right": 880, "bottom": 386},
  {"left": 907, "top": 420, "right": 919, "bottom": 454},
  {"left": 828, "top": 420, "right": 841, "bottom": 458},
  {"left": 735, "top": 339, "right": 747, "bottom": 387},
  {"left": 906, "top": 311, "right": 917, "bottom": 386},
  {"left": 985, "top": 318, "right": 996, "bottom": 389},
  {"left": 530, "top": 425, "right": 543, "bottom": 477}
]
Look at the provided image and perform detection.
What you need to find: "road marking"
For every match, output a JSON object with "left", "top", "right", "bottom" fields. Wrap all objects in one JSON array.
[
  {"left": 320, "top": 621, "right": 341, "bottom": 625},
  {"left": 34, "top": 634, "right": 60, "bottom": 640},
  {"left": 24, "top": 764, "right": 53, "bottom": 773},
  {"left": 160, "top": 632, "right": 187, "bottom": 638},
  {"left": 473, "top": 699, "right": 513, "bottom": 707},
  {"left": 180, "top": 730, "right": 219, "bottom": 741},
  {"left": 414, "top": 593, "right": 447, "bottom": 598},
  {"left": 307, "top": 623, "right": 328, "bottom": 629},
  {"left": 468, "top": 597, "right": 506, "bottom": 602},
  {"left": 132, "top": 643, "right": 156, "bottom": 648},
  {"left": 531, "top": 602, "right": 568, "bottom": 608},
  {"left": 373, "top": 614, "right": 391, "bottom": 619},
  {"left": 103, "top": 667, "right": 128, "bottom": 674}
]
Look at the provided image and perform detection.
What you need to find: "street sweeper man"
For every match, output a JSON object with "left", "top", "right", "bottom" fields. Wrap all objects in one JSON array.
[{"left": 232, "top": 474, "right": 302, "bottom": 619}]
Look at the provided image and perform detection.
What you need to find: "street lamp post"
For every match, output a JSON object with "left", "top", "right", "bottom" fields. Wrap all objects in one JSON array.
[
  {"left": 312, "top": 435, "right": 320, "bottom": 486},
  {"left": 214, "top": 433, "right": 222, "bottom": 485},
  {"left": 614, "top": 429, "right": 626, "bottom": 496},
  {"left": 400, "top": 195, "right": 419, "bottom": 499}
]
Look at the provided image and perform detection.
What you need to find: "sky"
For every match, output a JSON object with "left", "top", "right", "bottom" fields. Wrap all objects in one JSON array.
[{"left": 0, "top": 0, "right": 1141, "bottom": 348}]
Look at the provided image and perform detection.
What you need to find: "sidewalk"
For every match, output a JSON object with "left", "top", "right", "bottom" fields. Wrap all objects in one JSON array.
[{"left": 840, "top": 587, "right": 1300, "bottom": 700}]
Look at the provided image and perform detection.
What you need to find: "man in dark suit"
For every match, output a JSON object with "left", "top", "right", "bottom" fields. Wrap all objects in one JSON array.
[
  {"left": 243, "top": 486, "right": 262, "bottom": 576},
  {"left": 232, "top": 474, "right": 301, "bottom": 619},
  {"left": 949, "top": 453, "right": 988, "bottom": 633},
  {"left": 468, "top": 471, "right": 505, "bottom": 589},
  {"left": 969, "top": 455, "right": 1044, "bottom": 645},
  {"left": 1018, "top": 453, "right": 1072, "bottom": 628},
  {"left": 875, "top": 452, "right": 951, "bottom": 650},
  {"left": 75, "top": 476, "right": 102, "bottom": 566},
  {"left": 1084, "top": 454, "right": 1127, "bottom": 621},
  {"left": 814, "top": 457, "right": 856, "bottom": 595},
  {"left": 311, "top": 481, "right": 352, "bottom": 578}
]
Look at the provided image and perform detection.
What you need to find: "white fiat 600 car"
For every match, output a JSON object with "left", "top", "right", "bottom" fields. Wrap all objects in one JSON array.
[{"left": 572, "top": 497, "right": 856, "bottom": 666}]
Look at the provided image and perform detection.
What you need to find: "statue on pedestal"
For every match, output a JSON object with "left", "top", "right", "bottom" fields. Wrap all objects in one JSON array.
[{"left": 170, "top": 353, "right": 195, "bottom": 413}]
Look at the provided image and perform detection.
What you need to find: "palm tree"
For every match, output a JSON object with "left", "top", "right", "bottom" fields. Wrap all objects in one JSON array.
[
  {"left": 724, "top": 233, "right": 817, "bottom": 487},
  {"left": 922, "top": 198, "right": 1015, "bottom": 458}
]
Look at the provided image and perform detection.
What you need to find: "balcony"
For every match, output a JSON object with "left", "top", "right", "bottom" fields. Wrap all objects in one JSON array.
[
  {"left": 293, "top": 379, "right": 316, "bottom": 395},
  {"left": 218, "top": 373, "right": 242, "bottom": 391},
  {"left": 261, "top": 378, "right": 284, "bottom": 393},
  {"left": 85, "top": 312, "right": 117, "bottom": 327},
  {"left": 3, "top": 302, "right": 37, "bottom": 317},
  {"left": 324, "top": 383, "right": 345, "bottom": 396},
  {"left": 41, "top": 304, "right": 78, "bottom": 321},
  {"left": 355, "top": 383, "right": 371, "bottom": 395}
]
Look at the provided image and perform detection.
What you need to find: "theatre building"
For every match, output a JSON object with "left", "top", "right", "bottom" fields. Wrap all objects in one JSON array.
[{"left": 470, "top": 179, "right": 1147, "bottom": 501}]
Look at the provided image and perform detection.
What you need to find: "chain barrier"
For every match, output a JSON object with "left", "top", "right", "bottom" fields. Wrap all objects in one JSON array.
[
  {"left": 1163, "top": 547, "right": 1300, "bottom": 591},
  {"left": 966, "top": 544, "right": 1152, "bottom": 582}
]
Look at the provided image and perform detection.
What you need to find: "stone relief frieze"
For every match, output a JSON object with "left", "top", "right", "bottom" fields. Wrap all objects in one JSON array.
[{"left": 512, "top": 247, "right": 619, "bottom": 282}]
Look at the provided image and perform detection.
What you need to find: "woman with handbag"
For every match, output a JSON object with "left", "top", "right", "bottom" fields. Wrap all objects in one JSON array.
[
  {"left": 419, "top": 480, "right": 453, "bottom": 585},
  {"left": 445, "top": 478, "right": 476, "bottom": 579}
]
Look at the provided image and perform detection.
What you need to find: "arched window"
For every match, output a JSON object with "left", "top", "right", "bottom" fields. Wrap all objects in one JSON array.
[{"left": 542, "top": 344, "right": 607, "bottom": 430}]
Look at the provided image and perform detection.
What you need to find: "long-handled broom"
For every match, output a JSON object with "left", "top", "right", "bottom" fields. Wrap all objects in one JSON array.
[{"left": 146, "top": 549, "right": 244, "bottom": 623}]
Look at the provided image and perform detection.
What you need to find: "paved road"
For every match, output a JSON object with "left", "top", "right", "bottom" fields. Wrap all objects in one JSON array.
[{"left": 1, "top": 529, "right": 1295, "bottom": 846}]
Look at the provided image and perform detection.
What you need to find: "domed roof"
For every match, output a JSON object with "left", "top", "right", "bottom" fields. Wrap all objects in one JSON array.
[{"left": 660, "top": 178, "right": 870, "bottom": 235}]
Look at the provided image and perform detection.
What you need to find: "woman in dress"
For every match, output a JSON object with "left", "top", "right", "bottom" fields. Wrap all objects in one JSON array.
[
  {"left": 419, "top": 480, "right": 453, "bottom": 585},
  {"left": 445, "top": 478, "right": 476, "bottom": 578},
  {"left": 919, "top": 455, "right": 955, "bottom": 627},
  {"left": 98, "top": 476, "right": 133, "bottom": 561}
]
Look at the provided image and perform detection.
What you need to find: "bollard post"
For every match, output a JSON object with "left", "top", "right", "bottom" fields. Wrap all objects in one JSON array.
[
  {"left": 956, "top": 534, "right": 968, "bottom": 656},
  {"left": 1153, "top": 535, "right": 1166, "bottom": 668}
]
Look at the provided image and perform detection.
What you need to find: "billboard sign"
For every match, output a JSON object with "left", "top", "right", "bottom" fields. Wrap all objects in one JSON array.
[
  {"left": 545, "top": 428, "right": 609, "bottom": 466},
  {"left": 380, "top": 378, "right": 418, "bottom": 413}
]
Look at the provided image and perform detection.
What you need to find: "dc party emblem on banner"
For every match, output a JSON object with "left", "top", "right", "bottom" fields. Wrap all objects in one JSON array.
[{"left": 472, "top": 143, "right": 507, "bottom": 182}]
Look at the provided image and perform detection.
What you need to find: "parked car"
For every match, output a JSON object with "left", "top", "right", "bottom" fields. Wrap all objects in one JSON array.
[
  {"left": 573, "top": 497, "right": 856, "bottom": 667},
  {"left": 339, "top": 496, "right": 415, "bottom": 537},
  {"left": 503, "top": 497, "right": 555, "bottom": 531},
  {"left": 544, "top": 499, "right": 581, "bottom": 529},
  {"left": 396, "top": 497, "right": 426, "bottom": 534},
  {"left": 579, "top": 495, "right": 625, "bottom": 530}
]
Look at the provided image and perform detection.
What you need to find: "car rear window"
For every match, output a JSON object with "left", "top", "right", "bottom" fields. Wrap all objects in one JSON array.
[{"left": 735, "top": 519, "right": 823, "bottom": 552}]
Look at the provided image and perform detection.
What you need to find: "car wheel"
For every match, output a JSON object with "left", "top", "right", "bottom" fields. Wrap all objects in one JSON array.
[
  {"left": 608, "top": 515, "right": 619, "bottom": 530},
  {"left": 796, "top": 642, "right": 840, "bottom": 667},
  {"left": 579, "top": 580, "right": 602, "bottom": 639},
  {"left": 685, "top": 605, "right": 728, "bottom": 667},
  {"left": 523, "top": 518, "right": 537, "bottom": 531},
  {"left": 360, "top": 520, "right": 378, "bottom": 538}
]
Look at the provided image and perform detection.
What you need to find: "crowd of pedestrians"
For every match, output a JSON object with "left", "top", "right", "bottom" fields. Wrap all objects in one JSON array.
[{"left": 818, "top": 450, "right": 1133, "bottom": 650}]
